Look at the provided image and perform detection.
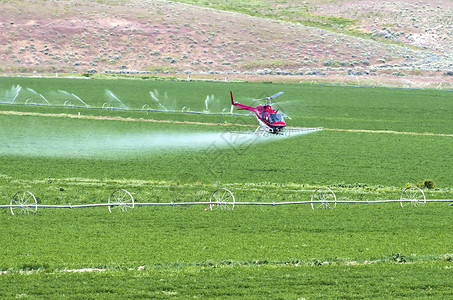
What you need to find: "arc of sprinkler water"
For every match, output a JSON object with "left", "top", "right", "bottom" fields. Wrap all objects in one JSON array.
[
  {"left": 11, "top": 85, "right": 22, "bottom": 103},
  {"left": 71, "top": 93, "right": 89, "bottom": 107},
  {"left": 105, "top": 89, "right": 128, "bottom": 109},
  {"left": 149, "top": 91, "right": 167, "bottom": 111}
]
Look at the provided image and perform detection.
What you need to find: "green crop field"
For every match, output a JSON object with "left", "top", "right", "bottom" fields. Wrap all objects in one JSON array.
[{"left": 0, "top": 77, "right": 452, "bottom": 298}]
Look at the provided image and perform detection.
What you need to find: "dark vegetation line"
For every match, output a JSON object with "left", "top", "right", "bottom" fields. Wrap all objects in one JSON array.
[
  {"left": 323, "top": 128, "right": 453, "bottom": 138},
  {"left": 2, "top": 253, "right": 453, "bottom": 275}
]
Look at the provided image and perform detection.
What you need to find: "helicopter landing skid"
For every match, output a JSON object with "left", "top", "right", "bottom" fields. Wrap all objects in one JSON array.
[{"left": 230, "top": 126, "right": 323, "bottom": 137}]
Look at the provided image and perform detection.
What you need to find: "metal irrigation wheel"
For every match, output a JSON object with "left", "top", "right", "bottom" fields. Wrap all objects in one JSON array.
[
  {"left": 209, "top": 188, "right": 235, "bottom": 211},
  {"left": 108, "top": 189, "right": 134, "bottom": 213},
  {"left": 311, "top": 187, "right": 336, "bottom": 210},
  {"left": 10, "top": 191, "right": 38, "bottom": 215},
  {"left": 400, "top": 186, "right": 426, "bottom": 208}
]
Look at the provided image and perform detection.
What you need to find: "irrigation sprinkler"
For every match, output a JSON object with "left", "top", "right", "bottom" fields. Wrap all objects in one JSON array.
[
  {"left": 310, "top": 187, "right": 336, "bottom": 210},
  {"left": 10, "top": 191, "right": 38, "bottom": 215},
  {"left": 108, "top": 189, "right": 135, "bottom": 213},
  {"left": 400, "top": 186, "right": 426, "bottom": 207},
  {"left": 64, "top": 100, "right": 74, "bottom": 107},
  {"left": 102, "top": 102, "right": 113, "bottom": 109},
  {"left": 209, "top": 188, "right": 235, "bottom": 211}
]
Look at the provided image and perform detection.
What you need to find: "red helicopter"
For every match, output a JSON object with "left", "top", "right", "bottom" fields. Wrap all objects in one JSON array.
[
  {"left": 230, "top": 91, "right": 288, "bottom": 135},
  {"left": 229, "top": 91, "right": 323, "bottom": 136}
]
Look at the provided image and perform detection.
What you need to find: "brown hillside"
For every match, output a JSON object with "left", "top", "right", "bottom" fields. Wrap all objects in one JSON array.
[{"left": 0, "top": 0, "right": 452, "bottom": 82}]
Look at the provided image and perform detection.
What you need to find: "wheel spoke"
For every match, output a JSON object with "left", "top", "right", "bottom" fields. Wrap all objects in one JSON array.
[{"left": 214, "top": 193, "right": 221, "bottom": 203}]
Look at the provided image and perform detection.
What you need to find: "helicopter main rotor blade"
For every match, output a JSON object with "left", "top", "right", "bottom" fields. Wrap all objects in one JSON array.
[
  {"left": 253, "top": 92, "right": 284, "bottom": 101},
  {"left": 268, "top": 92, "right": 284, "bottom": 99}
]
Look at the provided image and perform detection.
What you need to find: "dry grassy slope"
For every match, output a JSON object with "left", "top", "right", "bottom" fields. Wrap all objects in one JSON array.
[
  {"left": 0, "top": 0, "right": 451, "bottom": 76},
  {"left": 315, "top": 0, "right": 452, "bottom": 52}
]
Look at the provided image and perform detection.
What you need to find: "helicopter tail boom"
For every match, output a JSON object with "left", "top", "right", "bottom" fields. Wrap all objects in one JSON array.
[{"left": 230, "top": 91, "right": 255, "bottom": 113}]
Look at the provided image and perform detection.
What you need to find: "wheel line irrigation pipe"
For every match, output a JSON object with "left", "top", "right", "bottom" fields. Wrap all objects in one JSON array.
[
  {"left": 2, "top": 186, "right": 453, "bottom": 215},
  {"left": 1, "top": 199, "right": 453, "bottom": 209}
]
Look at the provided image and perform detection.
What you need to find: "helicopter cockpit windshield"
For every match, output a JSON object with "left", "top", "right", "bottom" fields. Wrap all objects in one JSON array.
[{"left": 269, "top": 113, "right": 284, "bottom": 123}]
